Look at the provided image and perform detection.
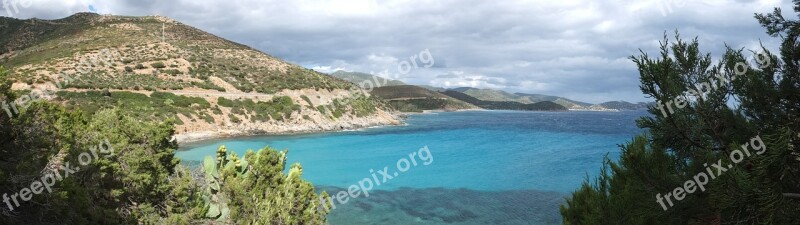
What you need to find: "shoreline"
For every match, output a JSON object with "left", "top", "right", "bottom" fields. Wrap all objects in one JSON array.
[
  {"left": 174, "top": 108, "right": 487, "bottom": 145},
  {"left": 174, "top": 108, "right": 626, "bottom": 145},
  {"left": 174, "top": 119, "right": 406, "bottom": 146},
  {"left": 175, "top": 116, "right": 404, "bottom": 145}
]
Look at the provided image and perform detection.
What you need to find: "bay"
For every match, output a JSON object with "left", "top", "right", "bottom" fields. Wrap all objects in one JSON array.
[{"left": 177, "top": 110, "right": 648, "bottom": 225}]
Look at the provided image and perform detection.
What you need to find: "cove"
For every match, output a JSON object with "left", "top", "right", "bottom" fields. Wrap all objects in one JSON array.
[{"left": 176, "top": 110, "right": 648, "bottom": 224}]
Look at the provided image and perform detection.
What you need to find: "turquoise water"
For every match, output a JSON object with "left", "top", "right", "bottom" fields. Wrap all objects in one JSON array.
[{"left": 177, "top": 110, "right": 647, "bottom": 224}]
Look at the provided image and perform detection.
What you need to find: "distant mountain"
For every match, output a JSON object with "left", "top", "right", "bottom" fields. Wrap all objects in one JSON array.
[
  {"left": 370, "top": 85, "right": 477, "bottom": 112},
  {"left": 330, "top": 70, "right": 406, "bottom": 87},
  {"left": 452, "top": 87, "right": 533, "bottom": 103},
  {"left": 418, "top": 85, "right": 448, "bottom": 92},
  {"left": 595, "top": 101, "right": 653, "bottom": 111},
  {"left": 446, "top": 87, "right": 592, "bottom": 110},
  {"left": 441, "top": 90, "right": 567, "bottom": 111},
  {"left": 514, "top": 93, "right": 593, "bottom": 109}
]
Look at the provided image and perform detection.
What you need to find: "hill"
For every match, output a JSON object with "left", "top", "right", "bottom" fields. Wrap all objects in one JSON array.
[
  {"left": 448, "top": 87, "right": 593, "bottom": 110},
  {"left": 594, "top": 101, "right": 652, "bottom": 111},
  {"left": 330, "top": 70, "right": 406, "bottom": 87},
  {"left": 452, "top": 87, "right": 533, "bottom": 103},
  {"left": 514, "top": 93, "right": 593, "bottom": 109},
  {"left": 370, "top": 85, "right": 477, "bottom": 112},
  {"left": 441, "top": 90, "right": 567, "bottom": 111},
  {"left": 0, "top": 13, "right": 399, "bottom": 141}
]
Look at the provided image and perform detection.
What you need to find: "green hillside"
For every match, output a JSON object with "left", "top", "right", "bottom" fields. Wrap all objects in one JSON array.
[
  {"left": 441, "top": 90, "right": 567, "bottom": 111},
  {"left": 0, "top": 13, "right": 393, "bottom": 129},
  {"left": 0, "top": 13, "right": 352, "bottom": 93},
  {"left": 452, "top": 87, "right": 533, "bottom": 103},
  {"left": 371, "top": 85, "right": 477, "bottom": 112},
  {"left": 448, "top": 87, "right": 591, "bottom": 109},
  {"left": 596, "top": 101, "right": 652, "bottom": 110},
  {"left": 515, "top": 93, "right": 593, "bottom": 108}
]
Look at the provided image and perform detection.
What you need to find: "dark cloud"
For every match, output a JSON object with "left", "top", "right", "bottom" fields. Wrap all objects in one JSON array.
[{"left": 2, "top": 0, "right": 792, "bottom": 103}]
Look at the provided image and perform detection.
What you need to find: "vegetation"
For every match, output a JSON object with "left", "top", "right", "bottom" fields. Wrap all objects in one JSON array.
[
  {"left": 217, "top": 96, "right": 300, "bottom": 122},
  {"left": 370, "top": 85, "right": 476, "bottom": 112},
  {"left": 596, "top": 101, "right": 652, "bottom": 110},
  {"left": 151, "top": 62, "right": 166, "bottom": 69},
  {"left": 56, "top": 91, "right": 214, "bottom": 125},
  {"left": 0, "top": 66, "right": 329, "bottom": 224},
  {"left": 200, "top": 146, "right": 329, "bottom": 223},
  {"left": 0, "top": 13, "right": 355, "bottom": 94},
  {"left": 448, "top": 87, "right": 592, "bottom": 109},
  {"left": 560, "top": 5, "right": 800, "bottom": 224},
  {"left": 329, "top": 70, "right": 406, "bottom": 87},
  {"left": 442, "top": 90, "right": 566, "bottom": 111},
  {"left": 0, "top": 66, "right": 200, "bottom": 224},
  {"left": 312, "top": 95, "right": 379, "bottom": 118},
  {"left": 384, "top": 98, "right": 469, "bottom": 112}
]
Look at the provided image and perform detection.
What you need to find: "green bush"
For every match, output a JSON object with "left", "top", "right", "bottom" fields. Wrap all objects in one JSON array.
[
  {"left": 216, "top": 96, "right": 300, "bottom": 122},
  {"left": 152, "top": 62, "right": 167, "bottom": 69}
]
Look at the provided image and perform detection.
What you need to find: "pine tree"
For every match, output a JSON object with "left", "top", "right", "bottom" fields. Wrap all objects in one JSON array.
[{"left": 561, "top": 3, "right": 800, "bottom": 224}]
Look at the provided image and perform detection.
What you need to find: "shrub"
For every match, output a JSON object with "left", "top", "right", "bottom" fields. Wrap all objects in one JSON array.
[
  {"left": 151, "top": 62, "right": 167, "bottom": 69},
  {"left": 228, "top": 114, "right": 241, "bottom": 123}
]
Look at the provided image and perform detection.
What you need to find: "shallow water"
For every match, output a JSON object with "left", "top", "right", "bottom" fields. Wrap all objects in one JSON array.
[{"left": 177, "top": 110, "right": 647, "bottom": 224}]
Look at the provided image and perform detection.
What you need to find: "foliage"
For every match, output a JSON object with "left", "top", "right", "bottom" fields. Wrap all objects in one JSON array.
[
  {"left": 217, "top": 96, "right": 300, "bottom": 122},
  {"left": 56, "top": 91, "right": 213, "bottom": 127},
  {"left": 0, "top": 72, "right": 202, "bottom": 223},
  {"left": 386, "top": 98, "right": 472, "bottom": 112},
  {"left": 442, "top": 90, "right": 564, "bottom": 111},
  {"left": 151, "top": 62, "right": 166, "bottom": 69},
  {"left": 0, "top": 66, "right": 330, "bottom": 224},
  {"left": 560, "top": 5, "right": 800, "bottom": 224},
  {"left": 199, "top": 145, "right": 329, "bottom": 224}
]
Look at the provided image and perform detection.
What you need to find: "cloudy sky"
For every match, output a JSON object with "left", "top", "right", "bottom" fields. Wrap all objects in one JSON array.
[{"left": 2, "top": 0, "right": 793, "bottom": 103}]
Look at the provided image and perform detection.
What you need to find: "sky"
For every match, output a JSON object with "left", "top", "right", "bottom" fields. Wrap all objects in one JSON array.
[{"left": 1, "top": 0, "right": 794, "bottom": 103}]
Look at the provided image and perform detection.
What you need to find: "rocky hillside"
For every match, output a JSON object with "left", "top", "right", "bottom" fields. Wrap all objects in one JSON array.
[{"left": 0, "top": 13, "right": 400, "bottom": 142}]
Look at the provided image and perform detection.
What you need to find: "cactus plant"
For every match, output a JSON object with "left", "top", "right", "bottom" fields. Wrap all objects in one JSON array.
[
  {"left": 201, "top": 145, "right": 250, "bottom": 221},
  {"left": 200, "top": 145, "right": 328, "bottom": 224}
]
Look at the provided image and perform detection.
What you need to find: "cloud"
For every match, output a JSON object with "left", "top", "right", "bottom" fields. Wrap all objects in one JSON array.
[{"left": 3, "top": 0, "right": 793, "bottom": 103}]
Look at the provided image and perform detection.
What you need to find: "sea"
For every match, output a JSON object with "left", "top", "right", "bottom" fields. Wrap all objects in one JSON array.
[{"left": 176, "top": 110, "right": 649, "bottom": 225}]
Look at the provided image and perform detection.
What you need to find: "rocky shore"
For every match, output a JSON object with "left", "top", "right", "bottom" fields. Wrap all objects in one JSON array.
[{"left": 174, "top": 109, "right": 402, "bottom": 144}]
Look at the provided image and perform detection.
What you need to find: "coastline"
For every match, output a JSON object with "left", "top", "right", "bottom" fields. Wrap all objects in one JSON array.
[
  {"left": 175, "top": 110, "right": 403, "bottom": 144},
  {"left": 173, "top": 108, "right": 488, "bottom": 145},
  {"left": 174, "top": 118, "right": 404, "bottom": 145}
]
